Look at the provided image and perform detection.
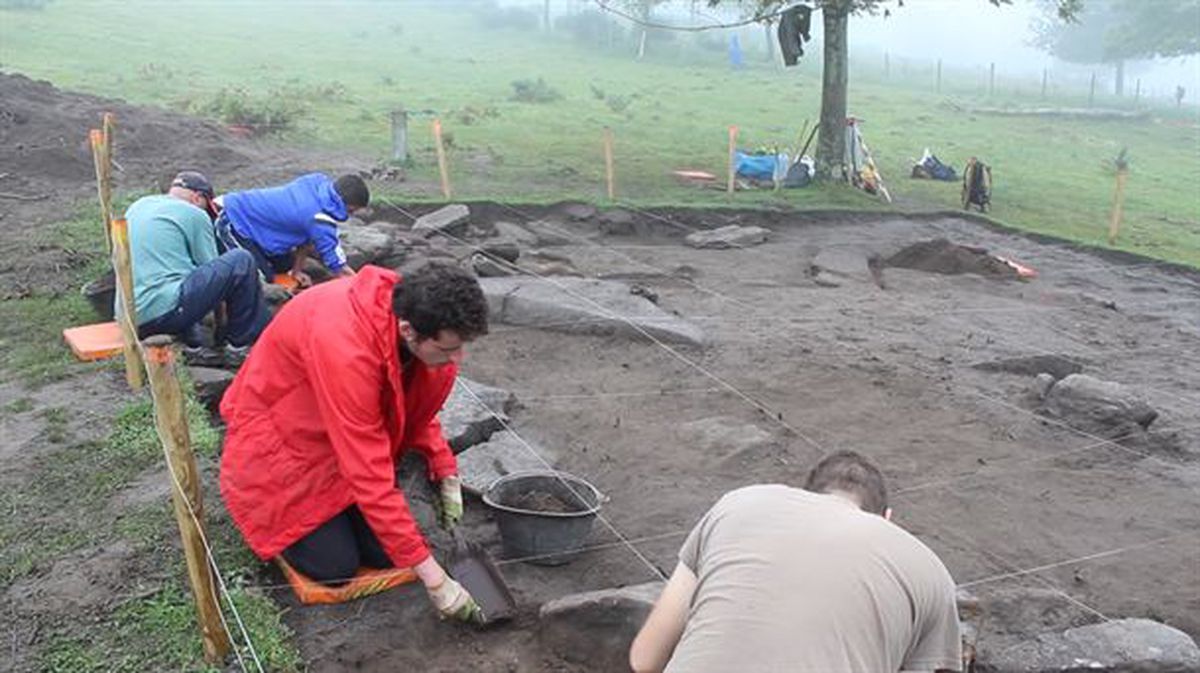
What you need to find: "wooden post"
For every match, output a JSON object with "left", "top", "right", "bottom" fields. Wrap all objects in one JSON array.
[
  {"left": 1041, "top": 68, "right": 1048, "bottom": 99},
  {"left": 602, "top": 127, "right": 615, "bottom": 200},
  {"left": 109, "top": 218, "right": 145, "bottom": 390},
  {"left": 432, "top": 118, "right": 451, "bottom": 199},
  {"left": 1089, "top": 72, "right": 1096, "bottom": 106},
  {"left": 390, "top": 109, "right": 408, "bottom": 163},
  {"left": 1108, "top": 165, "right": 1129, "bottom": 246},
  {"left": 936, "top": 59, "right": 942, "bottom": 93},
  {"left": 142, "top": 335, "right": 232, "bottom": 663},
  {"left": 884, "top": 52, "right": 890, "bottom": 78},
  {"left": 90, "top": 129, "right": 114, "bottom": 253},
  {"left": 1134, "top": 78, "right": 1141, "bottom": 105},
  {"left": 989, "top": 63, "right": 995, "bottom": 96},
  {"left": 726, "top": 125, "right": 738, "bottom": 196}
]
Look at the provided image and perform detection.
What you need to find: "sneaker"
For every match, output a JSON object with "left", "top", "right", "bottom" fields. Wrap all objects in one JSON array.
[
  {"left": 181, "top": 345, "right": 225, "bottom": 368},
  {"left": 223, "top": 343, "right": 251, "bottom": 369}
]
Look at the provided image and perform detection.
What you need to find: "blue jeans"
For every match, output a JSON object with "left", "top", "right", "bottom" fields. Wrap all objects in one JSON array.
[
  {"left": 214, "top": 212, "right": 293, "bottom": 280},
  {"left": 138, "top": 249, "right": 269, "bottom": 348}
]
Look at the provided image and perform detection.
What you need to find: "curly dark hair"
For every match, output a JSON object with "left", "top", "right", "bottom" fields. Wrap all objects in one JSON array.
[{"left": 392, "top": 262, "right": 489, "bottom": 341}]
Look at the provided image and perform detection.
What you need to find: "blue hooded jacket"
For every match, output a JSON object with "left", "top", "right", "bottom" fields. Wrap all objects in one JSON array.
[{"left": 223, "top": 173, "right": 349, "bottom": 271}]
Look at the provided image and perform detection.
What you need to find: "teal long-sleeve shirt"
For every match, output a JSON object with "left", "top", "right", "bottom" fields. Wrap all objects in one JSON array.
[{"left": 121, "top": 194, "right": 219, "bottom": 324}]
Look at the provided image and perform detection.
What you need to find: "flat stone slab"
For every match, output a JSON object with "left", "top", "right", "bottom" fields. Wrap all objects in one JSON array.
[
  {"left": 439, "top": 377, "right": 517, "bottom": 453},
  {"left": 456, "top": 430, "right": 557, "bottom": 495},
  {"left": 412, "top": 204, "right": 470, "bottom": 237},
  {"left": 972, "top": 354, "right": 1084, "bottom": 380},
  {"left": 985, "top": 618, "right": 1200, "bottom": 673},
  {"left": 480, "top": 277, "right": 704, "bottom": 347},
  {"left": 339, "top": 224, "right": 395, "bottom": 268},
  {"left": 1043, "top": 373, "right": 1158, "bottom": 433},
  {"left": 684, "top": 224, "right": 770, "bottom": 249},
  {"left": 539, "top": 582, "right": 664, "bottom": 671},
  {"left": 810, "top": 246, "right": 876, "bottom": 287},
  {"left": 492, "top": 221, "right": 539, "bottom": 247},
  {"left": 187, "top": 366, "right": 234, "bottom": 413}
]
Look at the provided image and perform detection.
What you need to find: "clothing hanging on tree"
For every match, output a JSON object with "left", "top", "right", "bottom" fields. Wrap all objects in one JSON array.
[{"left": 777, "top": 5, "right": 813, "bottom": 66}]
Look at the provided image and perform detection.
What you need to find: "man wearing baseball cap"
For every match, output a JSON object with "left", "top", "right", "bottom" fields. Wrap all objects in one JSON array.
[{"left": 121, "top": 170, "right": 269, "bottom": 365}]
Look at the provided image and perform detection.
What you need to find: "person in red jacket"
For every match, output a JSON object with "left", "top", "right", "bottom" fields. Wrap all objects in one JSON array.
[{"left": 219, "top": 262, "right": 489, "bottom": 622}]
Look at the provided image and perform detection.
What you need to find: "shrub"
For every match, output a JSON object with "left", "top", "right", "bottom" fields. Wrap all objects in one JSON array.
[
  {"left": 192, "top": 88, "right": 303, "bottom": 133},
  {"left": 510, "top": 77, "right": 561, "bottom": 104},
  {"left": 474, "top": 1, "right": 540, "bottom": 31}
]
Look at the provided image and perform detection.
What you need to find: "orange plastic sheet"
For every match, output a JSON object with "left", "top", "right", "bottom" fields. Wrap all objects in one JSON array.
[{"left": 275, "top": 557, "right": 416, "bottom": 605}]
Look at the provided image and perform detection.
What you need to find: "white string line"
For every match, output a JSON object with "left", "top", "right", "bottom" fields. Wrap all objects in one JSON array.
[
  {"left": 456, "top": 378, "right": 668, "bottom": 583},
  {"left": 380, "top": 195, "right": 831, "bottom": 455},
  {"left": 203, "top": 529, "right": 693, "bottom": 593},
  {"left": 141, "top": 359, "right": 263, "bottom": 673},
  {"left": 956, "top": 534, "right": 1186, "bottom": 590},
  {"left": 513, "top": 386, "right": 731, "bottom": 402},
  {"left": 927, "top": 507, "right": 1111, "bottom": 621},
  {"left": 894, "top": 420, "right": 1200, "bottom": 496}
]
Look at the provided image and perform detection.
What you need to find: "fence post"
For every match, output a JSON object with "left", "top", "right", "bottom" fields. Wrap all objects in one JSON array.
[
  {"left": 1089, "top": 72, "right": 1096, "bottom": 106},
  {"left": 989, "top": 63, "right": 995, "bottom": 96},
  {"left": 603, "top": 127, "right": 615, "bottom": 200},
  {"left": 1134, "top": 79, "right": 1141, "bottom": 105},
  {"left": 110, "top": 218, "right": 145, "bottom": 390},
  {"left": 1108, "top": 160, "right": 1129, "bottom": 246},
  {"left": 936, "top": 59, "right": 942, "bottom": 93},
  {"left": 884, "top": 52, "right": 890, "bottom": 78},
  {"left": 432, "top": 118, "right": 452, "bottom": 199},
  {"left": 90, "top": 118, "right": 115, "bottom": 254},
  {"left": 390, "top": 109, "right": 408, "bottom": 163},
  {"left": 726, "top": 125, "right": 738, "bottom": 196},
  {"left": 1041, "top": 68, "right": 1048, "bottom": 99},
  {"left": 142, "top": 335, "right": 232, "bottom": 663}
]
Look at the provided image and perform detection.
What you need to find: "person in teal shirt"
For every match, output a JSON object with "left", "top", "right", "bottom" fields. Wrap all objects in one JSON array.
[{"left": 125, "top": 171, "right": 268, "bottom": 364}]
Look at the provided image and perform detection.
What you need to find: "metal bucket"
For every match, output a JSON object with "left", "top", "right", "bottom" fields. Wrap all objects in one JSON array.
[
  {"left": 482, "top": 471, "right": 603, "bottom": 566},
  {"left": 81, "top": 271, "right": 116, "bottom": 321}
]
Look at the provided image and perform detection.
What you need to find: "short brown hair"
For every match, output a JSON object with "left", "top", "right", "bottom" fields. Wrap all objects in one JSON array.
[{"left": 804, "top": 451, "right": 888, "bottom": 515}]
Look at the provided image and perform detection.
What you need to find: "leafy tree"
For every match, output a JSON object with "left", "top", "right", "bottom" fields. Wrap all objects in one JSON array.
[
  {"left": 1035, "top": 0, "right": 1198, "bottom": 96},
  {"left": 705, "top": 0, "right": 1083, "bottom": 179}
]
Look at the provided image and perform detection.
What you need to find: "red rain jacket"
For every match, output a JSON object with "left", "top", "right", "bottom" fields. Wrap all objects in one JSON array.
[{"left": 219, "top": 266, "right": 458, "bottom": 568}]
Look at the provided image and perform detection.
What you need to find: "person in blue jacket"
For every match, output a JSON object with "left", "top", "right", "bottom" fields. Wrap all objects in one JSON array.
[{"left": 214, "top": 173, "right": 369, "bottom": 288}]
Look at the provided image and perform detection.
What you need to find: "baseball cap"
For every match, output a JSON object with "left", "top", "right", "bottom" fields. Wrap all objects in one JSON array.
[{"left": 171, "top": 171, "right": 214, "bottom": 198}]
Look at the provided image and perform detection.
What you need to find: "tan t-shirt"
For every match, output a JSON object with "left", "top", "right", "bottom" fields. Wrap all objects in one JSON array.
[{"left": 665, "top": 485, "right": 961, "bottom": 673}]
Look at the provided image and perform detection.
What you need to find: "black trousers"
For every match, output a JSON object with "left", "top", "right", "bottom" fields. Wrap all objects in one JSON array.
[{"left": 281, "top": 506, "right": 392, "bottom": 585}]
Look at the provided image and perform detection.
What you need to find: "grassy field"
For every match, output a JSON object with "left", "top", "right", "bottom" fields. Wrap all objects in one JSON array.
[{"left": 1, "top": 0, "right": 1196, "bottom": 266}]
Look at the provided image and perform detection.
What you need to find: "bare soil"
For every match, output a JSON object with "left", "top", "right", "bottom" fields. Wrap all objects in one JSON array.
[{"left": 3, "top": 74, "right": 1198, "bottom": 672}]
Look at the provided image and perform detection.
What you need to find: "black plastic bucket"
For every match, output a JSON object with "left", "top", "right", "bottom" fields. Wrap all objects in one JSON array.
[
  {"left": 82, "top": 271, "right": 116, "bottom": 321},
  {"left": 482, "top": 471, "right": 603, "bottom": 566}
]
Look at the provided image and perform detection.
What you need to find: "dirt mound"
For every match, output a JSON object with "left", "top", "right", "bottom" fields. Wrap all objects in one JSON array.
[
  {"left": 885, "top": 238, "right": 1019, "bottom": 279},
  {"left": 0, "top": 72, "right": 367, "bottom": 295}
]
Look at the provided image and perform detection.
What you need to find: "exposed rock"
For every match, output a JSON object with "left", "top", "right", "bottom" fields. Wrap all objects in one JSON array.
[
  {"left": 1043, "top": 374, "right": 1158, "bottom": 433},
  {"left": 412, "top": 204, "right": 470, "bottom": 237},
  {"left": 457, "top": 430, "right": 558, "bottom": 495},
  {"left": 187, "top": 366, "right": 234, "bottom": 413},
  {"left": 679, "top": 416, "right": 773, "bottom": 467},
  {"left": 684, "top": 224, "right": 770, "bottom": 249},
  {"left": 521, "top": 250, "right": 582, "bottom": 277},
  {"left": 984, "top": 618, "right": 1200, "bottom": 673},
  {"left": 810, "top": 246, "right": 874, "bottom": 286},
  {"left": 523, "top": 219, "right": 578, "bottom": 246},
  {"left": 480, "top": 241, "right": 521, "bottom": 264},
  {"left": 561, "top": 203, "right": 597, "bottom": 221},
  {"left": 972, "top": 354, "right": 1084, "bottom": 380},
  {"left": 440, "top": 377, "right": 518, "bottom": 453},
  {"left": 472, "top": 253, "right": 515, "bottom": 278},
  {"left": 481, "top": 276, "right": 705, "bottom": 347},
  {"left": 1034, "top": 372, "right": 1057, "bottom": 399},
  {"left": 597, "top": 209, "right": 635, "bottom": 235},
  {"left": 539, "top": 582, "right": 663, "bottom": 672},
  {"left": 493, "top": 221, "right": 540, "bottom": 247},
  {"left": 339, "top": 224, "right": 395, "bottom": 268}
]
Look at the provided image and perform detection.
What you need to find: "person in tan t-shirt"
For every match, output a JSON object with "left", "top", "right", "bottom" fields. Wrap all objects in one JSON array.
[{"left": 630, "top": 450, "right": 962, "bottom": 673}]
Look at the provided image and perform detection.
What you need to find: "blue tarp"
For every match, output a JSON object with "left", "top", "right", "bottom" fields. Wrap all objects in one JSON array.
[{"left": 734, "top": 151, "right": 788, "bottom": 180}]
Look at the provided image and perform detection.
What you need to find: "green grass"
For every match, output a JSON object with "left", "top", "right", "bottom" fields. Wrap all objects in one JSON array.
[{"left": 0, "top": 0, "right": 1195, "bottom": 265}]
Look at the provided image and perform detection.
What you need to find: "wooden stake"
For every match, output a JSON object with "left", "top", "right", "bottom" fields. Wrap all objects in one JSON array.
[
  {"left": 110, "top": 218, "right": 145, "bottom": 390},
  {"left": 726, "top": 125, "right": 738, "bottom": 196},
  {"left": 602, "top": 127, "right": 615, "bottom": 200},
  {"left": 390, "top": 109, "right": 408, "bottom": 163},
  {"left": 936, "top": 59, "right": 942, "bottom": 92},
  {"left": 1041, "top": 68, "right": 1048, "bottom": 98},
  {"left": 989, "top": 62, "right": 995, "bottom": 96},
  {"left": 90, "top": 129, "right": 113, "bottom": 253},
  {"left": 142, "top": 335, "right": 232, "bottom": 663},
  {"left": 1089, "top": 72, "right": 1096, "bottom": 106},
  {"left": 432, "top": 118, "right": 451, "bottom": 199},
  {"left": 1108, "top": 167, "right": 1128, "bottom": 246}
]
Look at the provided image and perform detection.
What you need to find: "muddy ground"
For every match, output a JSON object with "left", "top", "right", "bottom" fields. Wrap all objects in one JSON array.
[{"left": 3, "top": 73, "right": 1199, "bottom": 672}]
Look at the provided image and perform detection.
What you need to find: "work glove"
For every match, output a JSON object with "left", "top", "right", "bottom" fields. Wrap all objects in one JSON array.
[
  {"left": 438, "top": 475, "right": 464, "bottom": 530},
  {"left": 426, "top": 576, "right": 483, "bottom": 623}
]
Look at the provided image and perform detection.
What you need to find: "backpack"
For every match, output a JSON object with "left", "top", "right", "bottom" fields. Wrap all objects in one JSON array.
[{"left": 962, "top": 158, "right": 992, "bottom": 212}]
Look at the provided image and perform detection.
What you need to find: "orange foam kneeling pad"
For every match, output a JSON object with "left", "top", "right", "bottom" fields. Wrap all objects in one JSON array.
[{"left": 63, "top": 321, "right": 124, "bottom": 361}]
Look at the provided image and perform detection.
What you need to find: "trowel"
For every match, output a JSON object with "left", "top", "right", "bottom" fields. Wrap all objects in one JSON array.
[{"left": 446, "top": 527, "right": 517, "bottom": 625}]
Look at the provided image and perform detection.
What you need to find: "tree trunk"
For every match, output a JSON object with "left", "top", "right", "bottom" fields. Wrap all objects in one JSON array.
[
  {"left": 816, "top": 1, "right": 850, "bottom": 180},
  {"left": 1114, "top": 60, "right": 1125, "bottom": 96},
  {"left": 544, "top": 0, "right": 551, "bottom": 32},
  {"left": 764, "top": 21, "right": 776, "bottom": 63}
]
